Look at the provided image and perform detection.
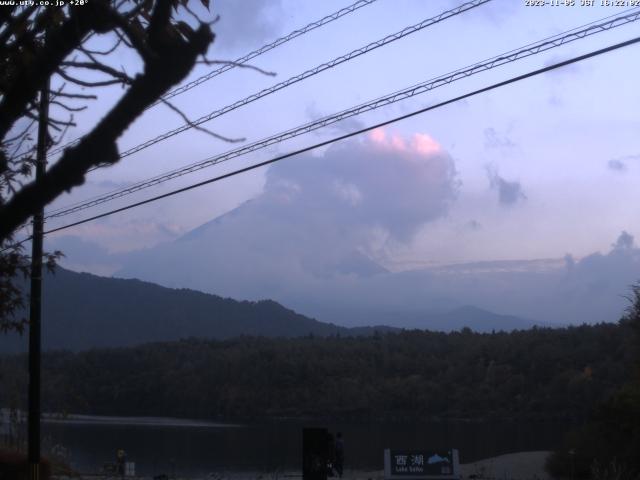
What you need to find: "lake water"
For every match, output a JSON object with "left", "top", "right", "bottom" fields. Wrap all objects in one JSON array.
[{"left": 34, "top": 416, "right": 572, "bottom": 478}]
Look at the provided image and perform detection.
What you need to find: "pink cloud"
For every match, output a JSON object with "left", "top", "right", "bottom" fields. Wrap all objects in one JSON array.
[
  {"left": 391, "top": 135, "right": 407, "bottom": 152},
  {"left": 367, "top": 128, "right": 441, "bottom": 157},
  {"left": 412, "top": 133, "right": 441, "bottom": 156},
  {"left": 370, "top": 127, "right": 386, "bottom": 144}
]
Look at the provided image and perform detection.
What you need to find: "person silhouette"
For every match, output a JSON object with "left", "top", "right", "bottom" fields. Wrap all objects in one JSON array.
[
  {"left": 335, "top": 432, "right": 344, "bottom": 478},
  {"left": 116, "top": 449, "right": 126, "bottom": 476},
  {"left": 327, "top": 432, "right": 336, "bottom": 477}
]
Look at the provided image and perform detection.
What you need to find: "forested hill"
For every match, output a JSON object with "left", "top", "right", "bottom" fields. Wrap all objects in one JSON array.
[
  {"left": 0, "top": 268, "right": 537, "bottom": 353},
  {"left": 0, "top": 322, "right": 633, "bottom": 421},
  {"left": 0, "top": 268, "right": 354, "bottom": 353}
]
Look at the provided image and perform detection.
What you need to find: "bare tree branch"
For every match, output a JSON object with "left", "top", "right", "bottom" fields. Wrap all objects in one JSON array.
[
  {"left": 0, "top": 0, "right": 215, "bottom": 239},
  {"left": 159, "top": 97, "right": 246, "bottom": 144},
  {"left": 49, "top": 100, "right": 87, "bottom": 112},
  {"left": 0, "top": 5, "right": 37, "bottom": 48},
  {"left": 197, "top": 58, "right": 276, "bottom": 77},
  {"left": 47, "top": 115, "right": 75, "bottom": 128},
  {"left": 79, "top": 34, "right": 123, "bottom": 56},
  {"left": 61, "top": 61, "right": 134, "bottom": 84},
  {"left": 51, "top": 119, "right": 73, "bottom": 147},
  {"left": 0, "top": 1, "right": 116, "bottom": 140},
  {"left": 1, "top": 1, "right": 225, "bottom": 333},
  {"left": 55, "top": 68, "right": 126, "bottom": 88},
  {"left": 2, "top": 119, "right": 36, "bottom": 146},
  {"left": 111, "top": 14, "right": 154, "bottom": 61},
  {"left": 52, "top": 91, "right": 98, "bottom": 100}
]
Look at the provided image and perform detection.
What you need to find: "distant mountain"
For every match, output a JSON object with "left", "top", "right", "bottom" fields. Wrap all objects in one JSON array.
[
  {"left": 111, "top": 203, "right": 558, "bottom": 330},
  {"left": 418, "top": 305, "right": 544, "bottom": 331},
  {"left": 115, "top": 200, "right": 391, "bottom": 299},
  {"left": 0, "top": 268, "right": 350, "bottom": 353},
  {"left": 47, "top": 191, "right": 639, "bottom": 329},
  {"left": 291, "top": 302, "right": 547, "bottom": 333},
  {"left": 0, "top": 268, "right": 541, "bottom": 353}
]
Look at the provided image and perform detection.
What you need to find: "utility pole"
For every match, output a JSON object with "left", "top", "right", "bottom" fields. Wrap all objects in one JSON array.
[{"left": 28, "top": 71, "right": 49, "bottom": 480}]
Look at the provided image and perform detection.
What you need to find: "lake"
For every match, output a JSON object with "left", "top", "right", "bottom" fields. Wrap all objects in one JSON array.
[{"left": 34, "top": 416, "right": 572, "bottom": 477}]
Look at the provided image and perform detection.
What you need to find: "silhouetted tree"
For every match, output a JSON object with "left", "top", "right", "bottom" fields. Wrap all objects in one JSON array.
[
  {"left": 546, "top": 283, "right": 640, "bottom": 479},
  {"left": 0, "top": 322, "right": 631, "bottom": 422},
  {"left": 0, "top": 0, "right": 219, "bottom": 332}
]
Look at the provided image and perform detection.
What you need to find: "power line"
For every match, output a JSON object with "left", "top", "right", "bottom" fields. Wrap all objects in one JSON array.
[
  {"left": 47, "top": 0, "right": 383, "bottom": 158},
  {"left": 4, "top": 33, "right": 638, "bottom": 253},
  {"left": 39, "top": 35, "right": 640, "bottom": 239},
  {"left": 108, "top": 0, "right": 492, "bottom": 161},
  {"left": 45, "top": 8, "right": 640, "bottom": 220},
  {"left": 155, "top": 0, "right": 382, "bottom": 105}
]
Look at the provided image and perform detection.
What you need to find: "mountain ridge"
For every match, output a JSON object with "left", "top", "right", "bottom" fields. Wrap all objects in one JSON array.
[{"left": 0, "top": 268, "right": 541, "bottom": 353}]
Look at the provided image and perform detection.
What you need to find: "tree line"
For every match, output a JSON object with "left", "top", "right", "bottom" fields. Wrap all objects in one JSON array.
[{"left": 0, "top": 322, "right": 634, "bottom": 422}]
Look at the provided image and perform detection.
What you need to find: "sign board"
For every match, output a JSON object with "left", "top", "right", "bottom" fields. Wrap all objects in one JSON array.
[
  {"left": 125, "top": 462, "right": 135, "bottom": 477},
  {"left": 384, "top": 449, "right": 460, "bottom": 480}
]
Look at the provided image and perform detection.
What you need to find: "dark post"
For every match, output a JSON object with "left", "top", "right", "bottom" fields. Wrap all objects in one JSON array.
[
  {"left": 569, "top": 449, "right": 575, "bottom": 480},
  {"left": 303, "top": 428, "right": 329, "bottom": 480},
  {"left": 28, "top": 75, "right": 49, "bottom": 480}
]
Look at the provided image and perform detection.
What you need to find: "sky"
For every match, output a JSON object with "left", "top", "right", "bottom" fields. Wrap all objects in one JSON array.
[{"left": 27, "top": 0, "right": 640, "bottom": 325}]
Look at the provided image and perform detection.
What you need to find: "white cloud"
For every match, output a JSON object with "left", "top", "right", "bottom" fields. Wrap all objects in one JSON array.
[
  {"left": 264, "top": 128, "right": 458, "bottom": 242},
  {"left": 484, "top": 127, "right": 515, "bottom": 149},
  {"left": 486, "top": 165, "right": 526, "bottom": 206},
  {"left": 110, "top": 129, "right": 458, "bottom": 301},
  {"left": 607, "top": 154, "right": 640, "bottom": 173}
]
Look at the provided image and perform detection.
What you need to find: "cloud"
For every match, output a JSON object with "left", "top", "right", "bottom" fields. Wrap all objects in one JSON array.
[
  {"left": 486, "top": 166, "right": 526, "bottom": 206},
  {"left": 383, "top": 231, "right": 640, "bottom": 327},
  {"left": 484, "top": 127, "right": 515, "bottom": 149},
  {"left": 543, "top": 55, "right": 583, "bottom": 76},
  {"left": 465, "top": 0, "right": 519, "bottom": 24},
  {"left": 607, "top": 154, "right": 640, "bottom": 173},
  {"left": 115, "top": 129, "right": 459, "bottom": 297},
  {"left": 211, "top": 0, "right": 284, "bottom": 53},
  {"left": 467, "top": 220, "right": 482, "bottom": 231},
  {"left": 548, "top": 94, "right": 563, "bottom": 107},
  {"left": 93, "top": 179, "right": 133, "bottom": 190},
  {"left": 264, "top": 128, "right": 459, "bottom": 242},
  {"left": 611, "top": 230, "right": 634, "bottom": 251},
  {"left": 304, "top": 102, "right": 366, "bottom": 136},
  {"left": 555, "top": 231, "right": 640, "bottom": 313},
  {"left": 60, "top": 218, "right": 184, "bottom": 253},
  {"left": 564, "top": 253, "right": 575, "bottom": 273},
  {"left": 608, "top": 159, "right": 627, "bottom": 172},
  {"left": 45, "top": 235, "right": 124, "bottom": 276}
]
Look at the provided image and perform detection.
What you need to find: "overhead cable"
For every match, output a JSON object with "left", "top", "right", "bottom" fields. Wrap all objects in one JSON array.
[
  {"left": 155, "top": 0, "right": 382, "bottom": 105},
  {"left": 47, "top": 0, "right": 382, "bottom": 157},
  {"left": 45, "top": 8, "right": 640, "bottom": 220},
  {"left": 37, "top": 35, "right": 640, "bottom": 239},
  {"left": 108, "top": 0, "right": 492, "bottom": 161}
]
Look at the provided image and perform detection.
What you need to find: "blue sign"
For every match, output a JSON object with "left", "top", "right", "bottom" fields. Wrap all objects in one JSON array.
[{"left": 384, "top": 449, "right": 459, "bottom": 479}]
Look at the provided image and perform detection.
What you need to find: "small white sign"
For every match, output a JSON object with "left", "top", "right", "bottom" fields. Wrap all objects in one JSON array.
[{"left": 125, "top": 462, "right": 135, "bottom": 477}]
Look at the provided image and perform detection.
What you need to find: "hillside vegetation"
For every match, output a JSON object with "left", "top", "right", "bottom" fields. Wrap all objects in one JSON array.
[
  {"left": 0, "top": 322, "right": 633, "bottom": 421},
  {"left": 0, "top": 268, "right": 539, "bottom": 353}
]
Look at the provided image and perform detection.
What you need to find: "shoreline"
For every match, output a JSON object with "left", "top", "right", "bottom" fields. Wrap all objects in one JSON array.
[
  {"left": 51, "top": 451, "right": 552, "bottom": 480},
  {"left": 336, "top": 451, "right": 552, "bottom": 480},
  {"left": 1, "top": 408, "right": 579, "bottom": 428}
]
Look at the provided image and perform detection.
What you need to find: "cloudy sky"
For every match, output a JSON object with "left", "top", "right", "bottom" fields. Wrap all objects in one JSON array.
[{"left": 34, "top": 0, "right": 640, "bottom": 318}]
